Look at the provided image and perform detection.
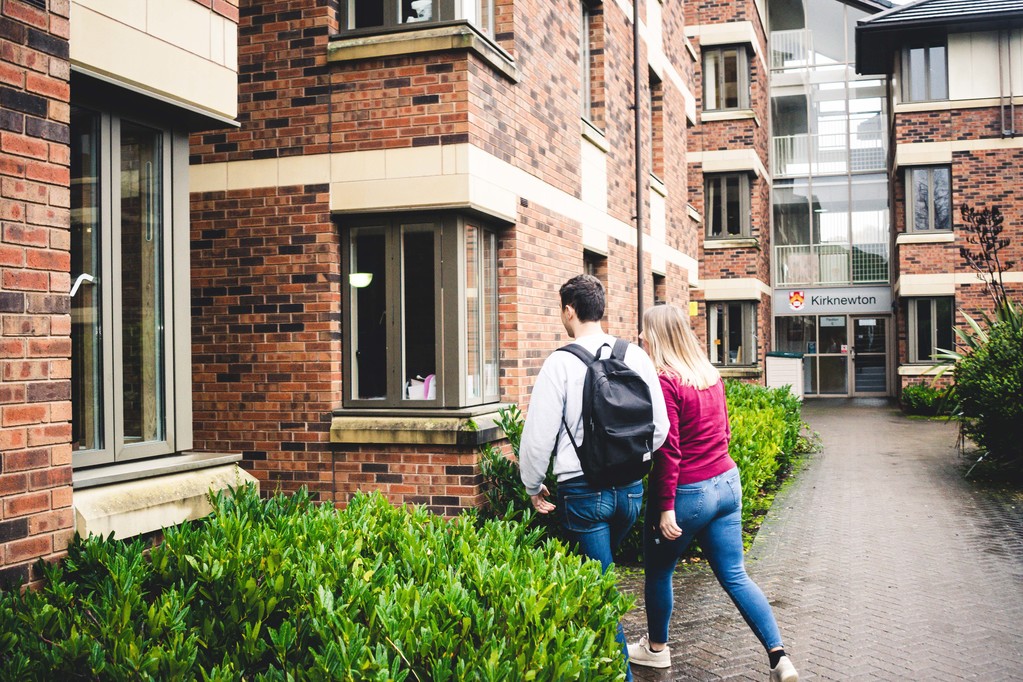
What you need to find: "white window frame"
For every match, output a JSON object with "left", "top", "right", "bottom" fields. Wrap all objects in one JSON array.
[{"left": 902, "top": 44, "right": 948, "bottom": 103}]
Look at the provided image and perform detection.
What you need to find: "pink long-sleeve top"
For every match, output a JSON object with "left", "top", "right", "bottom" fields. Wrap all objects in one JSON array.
[{"left": 650, "top": 375, "right": 736, "bottom": 512}]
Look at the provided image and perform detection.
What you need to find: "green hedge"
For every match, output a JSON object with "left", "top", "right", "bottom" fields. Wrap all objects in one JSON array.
[
  {"left": 0, "top": 487, "right": 631, "bottom": 681},
  {"left": 480, "top": 381, "right": 806, "bottom": 560},
  {"left": 899, "top": 383, "right": 953, "bottom": 417}
]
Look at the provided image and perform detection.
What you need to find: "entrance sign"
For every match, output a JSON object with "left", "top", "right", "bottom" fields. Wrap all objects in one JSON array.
[{"left": 774, "top": 286, "right": 892, "bottom": 315}]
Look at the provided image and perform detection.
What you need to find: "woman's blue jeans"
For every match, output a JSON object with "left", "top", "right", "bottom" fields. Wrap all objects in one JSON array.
[
  {"left": 643, "top": 467, "right": 784, "bottom": 651},
  {"left": 558, "top": 477, "right": 644, "bottom": 680}
]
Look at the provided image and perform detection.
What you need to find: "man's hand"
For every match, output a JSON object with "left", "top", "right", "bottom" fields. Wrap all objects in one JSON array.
[
  {"left": 529, "top": 484, "right": 556, "bottom": 514},
  {"left": 659, "top": 509, "right": 683, "bottom": 540}
]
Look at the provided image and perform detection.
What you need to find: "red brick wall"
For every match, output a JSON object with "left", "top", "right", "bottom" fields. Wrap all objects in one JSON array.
[
  {"left": 893, "top": 105, "right": 1023, "bottom": 390},
  {"left": 190, "top": 0, "right": 700, "bottom": 508},
  {"left": 0, "top": 0, "right": 73, "bottom": 586}
]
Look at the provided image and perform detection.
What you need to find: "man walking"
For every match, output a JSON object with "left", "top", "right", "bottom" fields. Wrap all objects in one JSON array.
[{"left": 519, "top": 274, "right": 669, "bottom": 680}]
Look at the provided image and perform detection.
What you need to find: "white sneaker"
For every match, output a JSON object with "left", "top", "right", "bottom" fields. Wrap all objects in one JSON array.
[
  {"left": 627, "top": 635, "right": 671, "bottom": 669},
  {"left": 770, "top": 655, "right": 798, "bottom": 682}
]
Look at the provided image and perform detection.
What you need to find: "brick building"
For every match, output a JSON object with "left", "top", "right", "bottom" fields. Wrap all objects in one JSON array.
[
  {"left": 856, "top": 0, "right": 1023, "bottom": 391},
  {"left": 10, "top": 0, "right": 1018, "bottom": 581}
]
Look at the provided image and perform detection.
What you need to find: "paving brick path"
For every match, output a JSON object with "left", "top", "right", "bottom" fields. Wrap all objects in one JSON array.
[{"left": 619, "top": 399, "right": 1023, "bottom": 681}]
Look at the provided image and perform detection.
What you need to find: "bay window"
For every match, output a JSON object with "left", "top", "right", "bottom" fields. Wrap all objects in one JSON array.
[{"left": 342, "top": 214, "right": 500, "bottom": 408}]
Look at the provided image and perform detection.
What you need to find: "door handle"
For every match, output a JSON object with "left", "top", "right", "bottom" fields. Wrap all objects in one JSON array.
[{"left": 71, "top": 273, "right": 95, "bottom": 297}]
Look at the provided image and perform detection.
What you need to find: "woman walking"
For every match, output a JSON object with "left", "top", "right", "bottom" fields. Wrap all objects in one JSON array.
[{"left": 628, "top": 304, "right": 798, "bottom": 682}]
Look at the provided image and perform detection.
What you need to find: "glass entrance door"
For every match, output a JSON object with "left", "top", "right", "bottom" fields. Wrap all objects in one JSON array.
[{"left": 852, "top": 316, "right": 887, "bottom": 395}]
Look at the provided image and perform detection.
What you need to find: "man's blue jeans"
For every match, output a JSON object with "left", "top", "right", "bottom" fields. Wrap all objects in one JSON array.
[
  {"left": 643, "top": 467, "right": 784, "bottom": 651},
  {"left": 558, "top": 477, "right": 644, "bottom": 681}
]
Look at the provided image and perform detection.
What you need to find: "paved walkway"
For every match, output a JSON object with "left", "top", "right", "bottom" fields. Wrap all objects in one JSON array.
[{"left": 619, "top": 399, "right": 1023, "bottom": 681}]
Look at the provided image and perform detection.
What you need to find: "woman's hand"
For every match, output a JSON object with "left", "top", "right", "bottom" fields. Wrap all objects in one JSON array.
[{"left": 659, "top": 509, "right": 683, "bottom": 540}]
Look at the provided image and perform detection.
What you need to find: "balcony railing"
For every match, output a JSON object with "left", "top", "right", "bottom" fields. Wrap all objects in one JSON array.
[
  {"left": 772, "top": 132, "right": 886, "bottom": 177},
  {"left": 771, "top": 29, "right": 811, "bottom": 71},
  {"left": 775, "top": 243, "right": 889, "bottom": 286}
]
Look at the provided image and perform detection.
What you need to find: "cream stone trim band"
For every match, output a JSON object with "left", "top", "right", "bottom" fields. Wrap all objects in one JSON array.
[
  {"left": 191, "top": 144, "right": 701, "bottom": 285},
  {"left": 685, "top": 22, "right": 767, "bottom": 72},
  {"left": 896, "top": 137, "right": 1023, "bottom": 168},
  {"left": 895, "top": 272, "right": 1023, "bottom": 296},
  {"left": 896, "top": 232, "right": 956, "bottom": 245},
  {"left": 701, "top": 278, "right": 772, "bottom": 301},
  {"left": 894, "top": 96, "right": 1023, "bottom": 114},
  {"left": 689, "top": 149, "right": 770, "bottom": 180},
  {"left": 897, "top": 364, "right": 945, "bottom": 377},
  {"left": 71, "top": 0, "right": 238, "bottom": 119}
]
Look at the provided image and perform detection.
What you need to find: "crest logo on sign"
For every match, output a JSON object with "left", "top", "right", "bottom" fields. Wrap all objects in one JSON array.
[{"left": 789, "top": 291, "right": 805, "bottom": 311}]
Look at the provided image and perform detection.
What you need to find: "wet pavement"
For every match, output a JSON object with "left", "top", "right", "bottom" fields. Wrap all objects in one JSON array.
[{"left": 619, "top": 399, "right": 1023, "bottom": 681}]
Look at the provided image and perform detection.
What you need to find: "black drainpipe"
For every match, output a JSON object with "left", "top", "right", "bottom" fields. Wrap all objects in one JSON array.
[{"left": 633, "top": 0, "right": 644, "bottom": 336}]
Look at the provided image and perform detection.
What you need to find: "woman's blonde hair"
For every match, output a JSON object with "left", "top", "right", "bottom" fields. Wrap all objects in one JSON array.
[{"left": 642, "top": 304, "right": 720, "bottom": 389}]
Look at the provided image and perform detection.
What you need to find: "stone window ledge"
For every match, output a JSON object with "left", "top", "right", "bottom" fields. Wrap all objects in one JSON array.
[
  {"left": 328, "top": 21, "right": 518, "bottom": 83},
  {"left": 717, "top": 366, "right": 763, "bottom": 379},
  {"left": 896, "top": 232, "right": 955, "bottom": 245},
  {"left": 704, "top": 237, "right": 758, "bottom": 250},
  {"left": 331, "top": 404, "right": 513, "bottom": 446},
  {"left": 898, "top": 364, "right": 945, "bottom": 377},
  {"left": 73, "top": 451, "right": 244, "bottom": 490}
]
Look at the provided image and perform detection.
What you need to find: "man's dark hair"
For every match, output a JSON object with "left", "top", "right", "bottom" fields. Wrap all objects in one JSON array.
[{"left": 560, "top": 274, "right": 605, "bottom": 322}]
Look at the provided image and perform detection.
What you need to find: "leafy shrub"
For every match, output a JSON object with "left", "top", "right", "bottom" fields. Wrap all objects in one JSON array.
[
  {"left": 900, "top": 382, "right": 953, "bottom": 417},
  {"left": 954, "top": 318, "right": 1023, "bottom": 468},
  {"left": 0, "top": 486, "right": 631, "bottom": 681},
  {"left": 481, "top": 383, "right": 805, "bottom": 562}
]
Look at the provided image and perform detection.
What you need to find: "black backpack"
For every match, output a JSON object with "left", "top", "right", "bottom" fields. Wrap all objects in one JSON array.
[{"left": 557, "top": 338, "right": 656, "bottom": 487}]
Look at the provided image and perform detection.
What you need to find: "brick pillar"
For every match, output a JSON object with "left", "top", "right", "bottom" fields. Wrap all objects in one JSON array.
[{"left": 0, "top": 0, "right": 74, "bottom": 587}]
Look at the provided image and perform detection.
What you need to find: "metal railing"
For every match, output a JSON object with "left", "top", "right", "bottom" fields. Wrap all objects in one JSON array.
[
  {"left": 771, "top": 29, "right": 811, "bottom": 71},
  {"left": 772, "top": 131, "right": 886, "bottom": 177},
  {"left": 775, "top": 242, "right": 889, "bottom": 286}
]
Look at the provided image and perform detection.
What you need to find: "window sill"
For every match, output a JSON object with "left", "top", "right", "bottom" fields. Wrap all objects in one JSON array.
[
  {"left": 704, "top": 237, "right": 757, "bottom": 249},
  {"left": 701, "top": 109, "right": 759, "bottom": 125},
  {"left": 327, "top": 21, "right": 519, "bottom": 83},
  {"left": 687, "top": 204, "right": 702, "bottom": 223},
  {"left": 73, "top": 451, "right": 244, "bottom": 490},
  {"left": 898, "top": 364, "right": 946, "bottom": 377},
  {"left": 896, "top": 232, "right": 955, "bottom": 245},
  {"left": 894, "top": 100, "right": 952, "bottom": 113},
  {"left": 331, "top": 404, "right": 512, "bottom": 446},
  {"left": 650, "top": 174, "right": 667, "bottom": 197},
  {"left": 581, "top": 118, "right": 609, "bottom": 153},
  {"left": 717, "top": 366, "right": 763, "bottom": 379}
]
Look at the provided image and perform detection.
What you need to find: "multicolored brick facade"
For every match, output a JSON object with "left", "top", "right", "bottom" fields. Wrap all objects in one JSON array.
[{"left": 0, "top": 0, "right": 74, "bottom": 586}]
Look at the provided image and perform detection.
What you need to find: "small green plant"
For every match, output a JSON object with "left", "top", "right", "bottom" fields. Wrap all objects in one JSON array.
[
  {"left": 0, "top": 486, "right": 631, "bottom": 681},
  {"left": 900, "top": 382, "right": 953, "bottom": 417}
]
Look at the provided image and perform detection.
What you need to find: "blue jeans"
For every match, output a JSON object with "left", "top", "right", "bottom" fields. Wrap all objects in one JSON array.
[
  {"left": 643, "top": 467, "right": 784, "bottom": 651},
  {"left": 559, "top": 477, "right": 644, "bottom": 681}
]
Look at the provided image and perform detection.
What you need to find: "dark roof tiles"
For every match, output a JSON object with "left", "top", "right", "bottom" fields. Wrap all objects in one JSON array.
[{"left": 863, "top": 0, "right": 1023, "bottom": 26}]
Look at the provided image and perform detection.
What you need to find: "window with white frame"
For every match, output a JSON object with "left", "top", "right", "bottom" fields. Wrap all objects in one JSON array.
[
  {"left": 703, "top": 45, "right": 750, "bottom": 111},
  {"left": 907, "top": 166, "right": 951, "bottom": 232},
  {"left": 709, "top": 302, "right": 756, "bottom": 366},
  {"left": 908, "top": 297, "right": 954, "bottom": 363},
  {"left": 342, "top": 213, "right": 500, "bottom": 408},
  {"left": 343, "top": 0, "right": 495, "bottom": 37},
  {"left": 70, "top": 105, "right": 192, "bottom": 468},
  {"left": 903, "top": 44, "right": 947, "bottom": 102},
  {"left": 706, "top": 173, "right": 752, "bottom": 238}
]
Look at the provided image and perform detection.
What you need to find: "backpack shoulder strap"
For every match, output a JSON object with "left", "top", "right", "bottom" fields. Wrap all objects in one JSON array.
[
  {"left": 611, "top": 337, "right": 630, "bottom": 360},
  {"left": 556, "top": 344, "right": 595, "bottom": 365}
]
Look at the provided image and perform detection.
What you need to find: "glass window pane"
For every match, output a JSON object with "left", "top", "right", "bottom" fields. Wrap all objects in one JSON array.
[
  {"left": 120, "top": 122, "right": 165, "bottom": 444},
  {"left": 935, "top": 298, "right": 954, "bottom": 354},
  {"left": 933, "top": 167, "right": 951, "bottom": 230},
  {"left": 725, "top": 176, "right": 742, "bottom": 235},
  {"left": 402, "top": 227, "right": 436, "bottom": 400},
  {"left": 819, "top": 315, "right": 846, "bottom": 353},
  {"left": 71, "top": 108, "right": 103, "bottom": 452},
  {"left": 727, "top": 303, "right": 744, "bottom": 364},
  {"left": 818, "top": 355, "right": 848, "bottom": 393},
  {"left": 908, "top": 47, "right": 927, "bottom": 101},
  {"left": 708, "top": 178, "right": 722, "bottom": 236},
  {"left": 777, "top": 315, "right": 816, "bottom": 354},
  {"left": 402, "top": 0, "right": 433, "bottom": 23},
  {"left": 483, "top": 230, "right": 499, "bottom": 399},
  {"left": 911, "top": 168, "right": 930, "bottom": 231},
  {"left": 723, "top": 49, "right": 739, "bottom": 108},
  {"left": 915, "top": 299, "right": 932, "bottom": 361},
  {"left": 929, "top": 46, "right": 947, "bottom": 100},
  {"left": 350, "top": 0, "right": 384, "bottom": 28},
  {"left": 352, "top": 231, "right": 387, "bottom": 399},
  {"left": 705, "top": 51, "right": 719, "bottom": 108},
  {"left": 465, "top": 225, "right": 482, "bottom": 399},
  {"left": 710, "top": 304, "right": 723, "bottom": 364}
]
